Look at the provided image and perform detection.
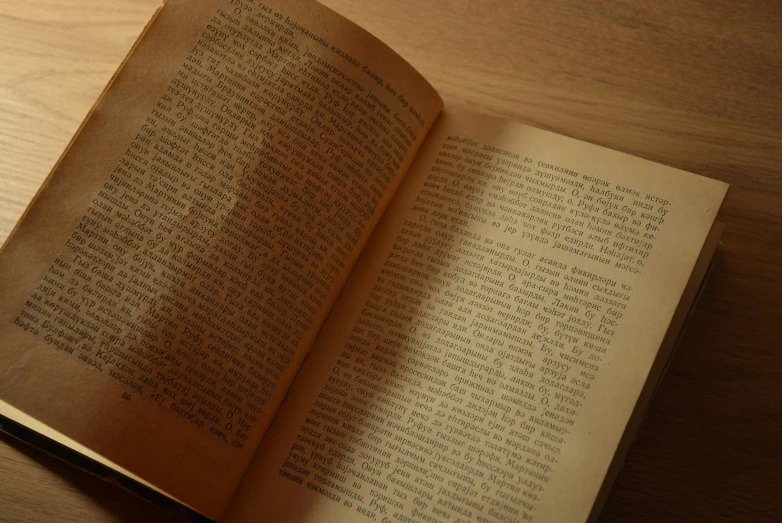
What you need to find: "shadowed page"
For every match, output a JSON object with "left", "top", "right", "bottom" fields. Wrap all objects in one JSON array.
[{"left": 0, "top": 0, "right": 441, "bottom": 518}]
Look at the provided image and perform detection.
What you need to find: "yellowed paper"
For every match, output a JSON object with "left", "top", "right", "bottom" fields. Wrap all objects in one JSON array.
[
  {"left": 224, "top": 108, "right": 727, "bottom": 523},
  {"left": 0, "top": 0, "right": 440, "bottom": 518}
]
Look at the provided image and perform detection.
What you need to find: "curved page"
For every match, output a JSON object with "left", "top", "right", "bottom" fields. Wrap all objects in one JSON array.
[{"left": 0, "top": 0, "right": 441, "bottom": 518}]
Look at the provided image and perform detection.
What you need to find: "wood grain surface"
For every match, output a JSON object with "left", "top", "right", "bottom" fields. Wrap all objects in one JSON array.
[{"left": 1, "top": 0, "right": 780, "bottom": 521}]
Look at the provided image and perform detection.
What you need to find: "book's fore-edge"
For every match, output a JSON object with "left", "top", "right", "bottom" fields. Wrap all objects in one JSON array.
[
  {"left": 586, "top": 222, "right": 726, "bottom": 522},
  {"left": 0, "top": 409, "right": 209, "bottom": 522}
]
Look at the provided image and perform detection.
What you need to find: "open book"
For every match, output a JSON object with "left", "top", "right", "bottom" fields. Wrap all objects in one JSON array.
[{"left": 0, "top": 0, "right": 728, "bottom": 522}]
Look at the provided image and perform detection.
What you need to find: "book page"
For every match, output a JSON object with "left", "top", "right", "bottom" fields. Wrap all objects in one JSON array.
[
  {"left": 224, "top": 108, "right": 728, "bottom": 523},
  {"left": 0, "top": 0, "right": 440, "bottom": 518}
]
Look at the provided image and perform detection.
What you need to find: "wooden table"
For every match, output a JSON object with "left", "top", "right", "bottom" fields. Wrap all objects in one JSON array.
[{"left": 1, "top": 0, "right": 781, "bottom": 521}]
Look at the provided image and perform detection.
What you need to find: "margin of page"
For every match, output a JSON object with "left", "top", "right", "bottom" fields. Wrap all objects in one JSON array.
[
  {"left": 0, "top": 2, "right": 197, "bottom": 513},
  {"left": 0, "top": 1, "right": 165, "bottom": 254},
  {"left": 586, "top": 222, "right": 726, "bottom": 522}
]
